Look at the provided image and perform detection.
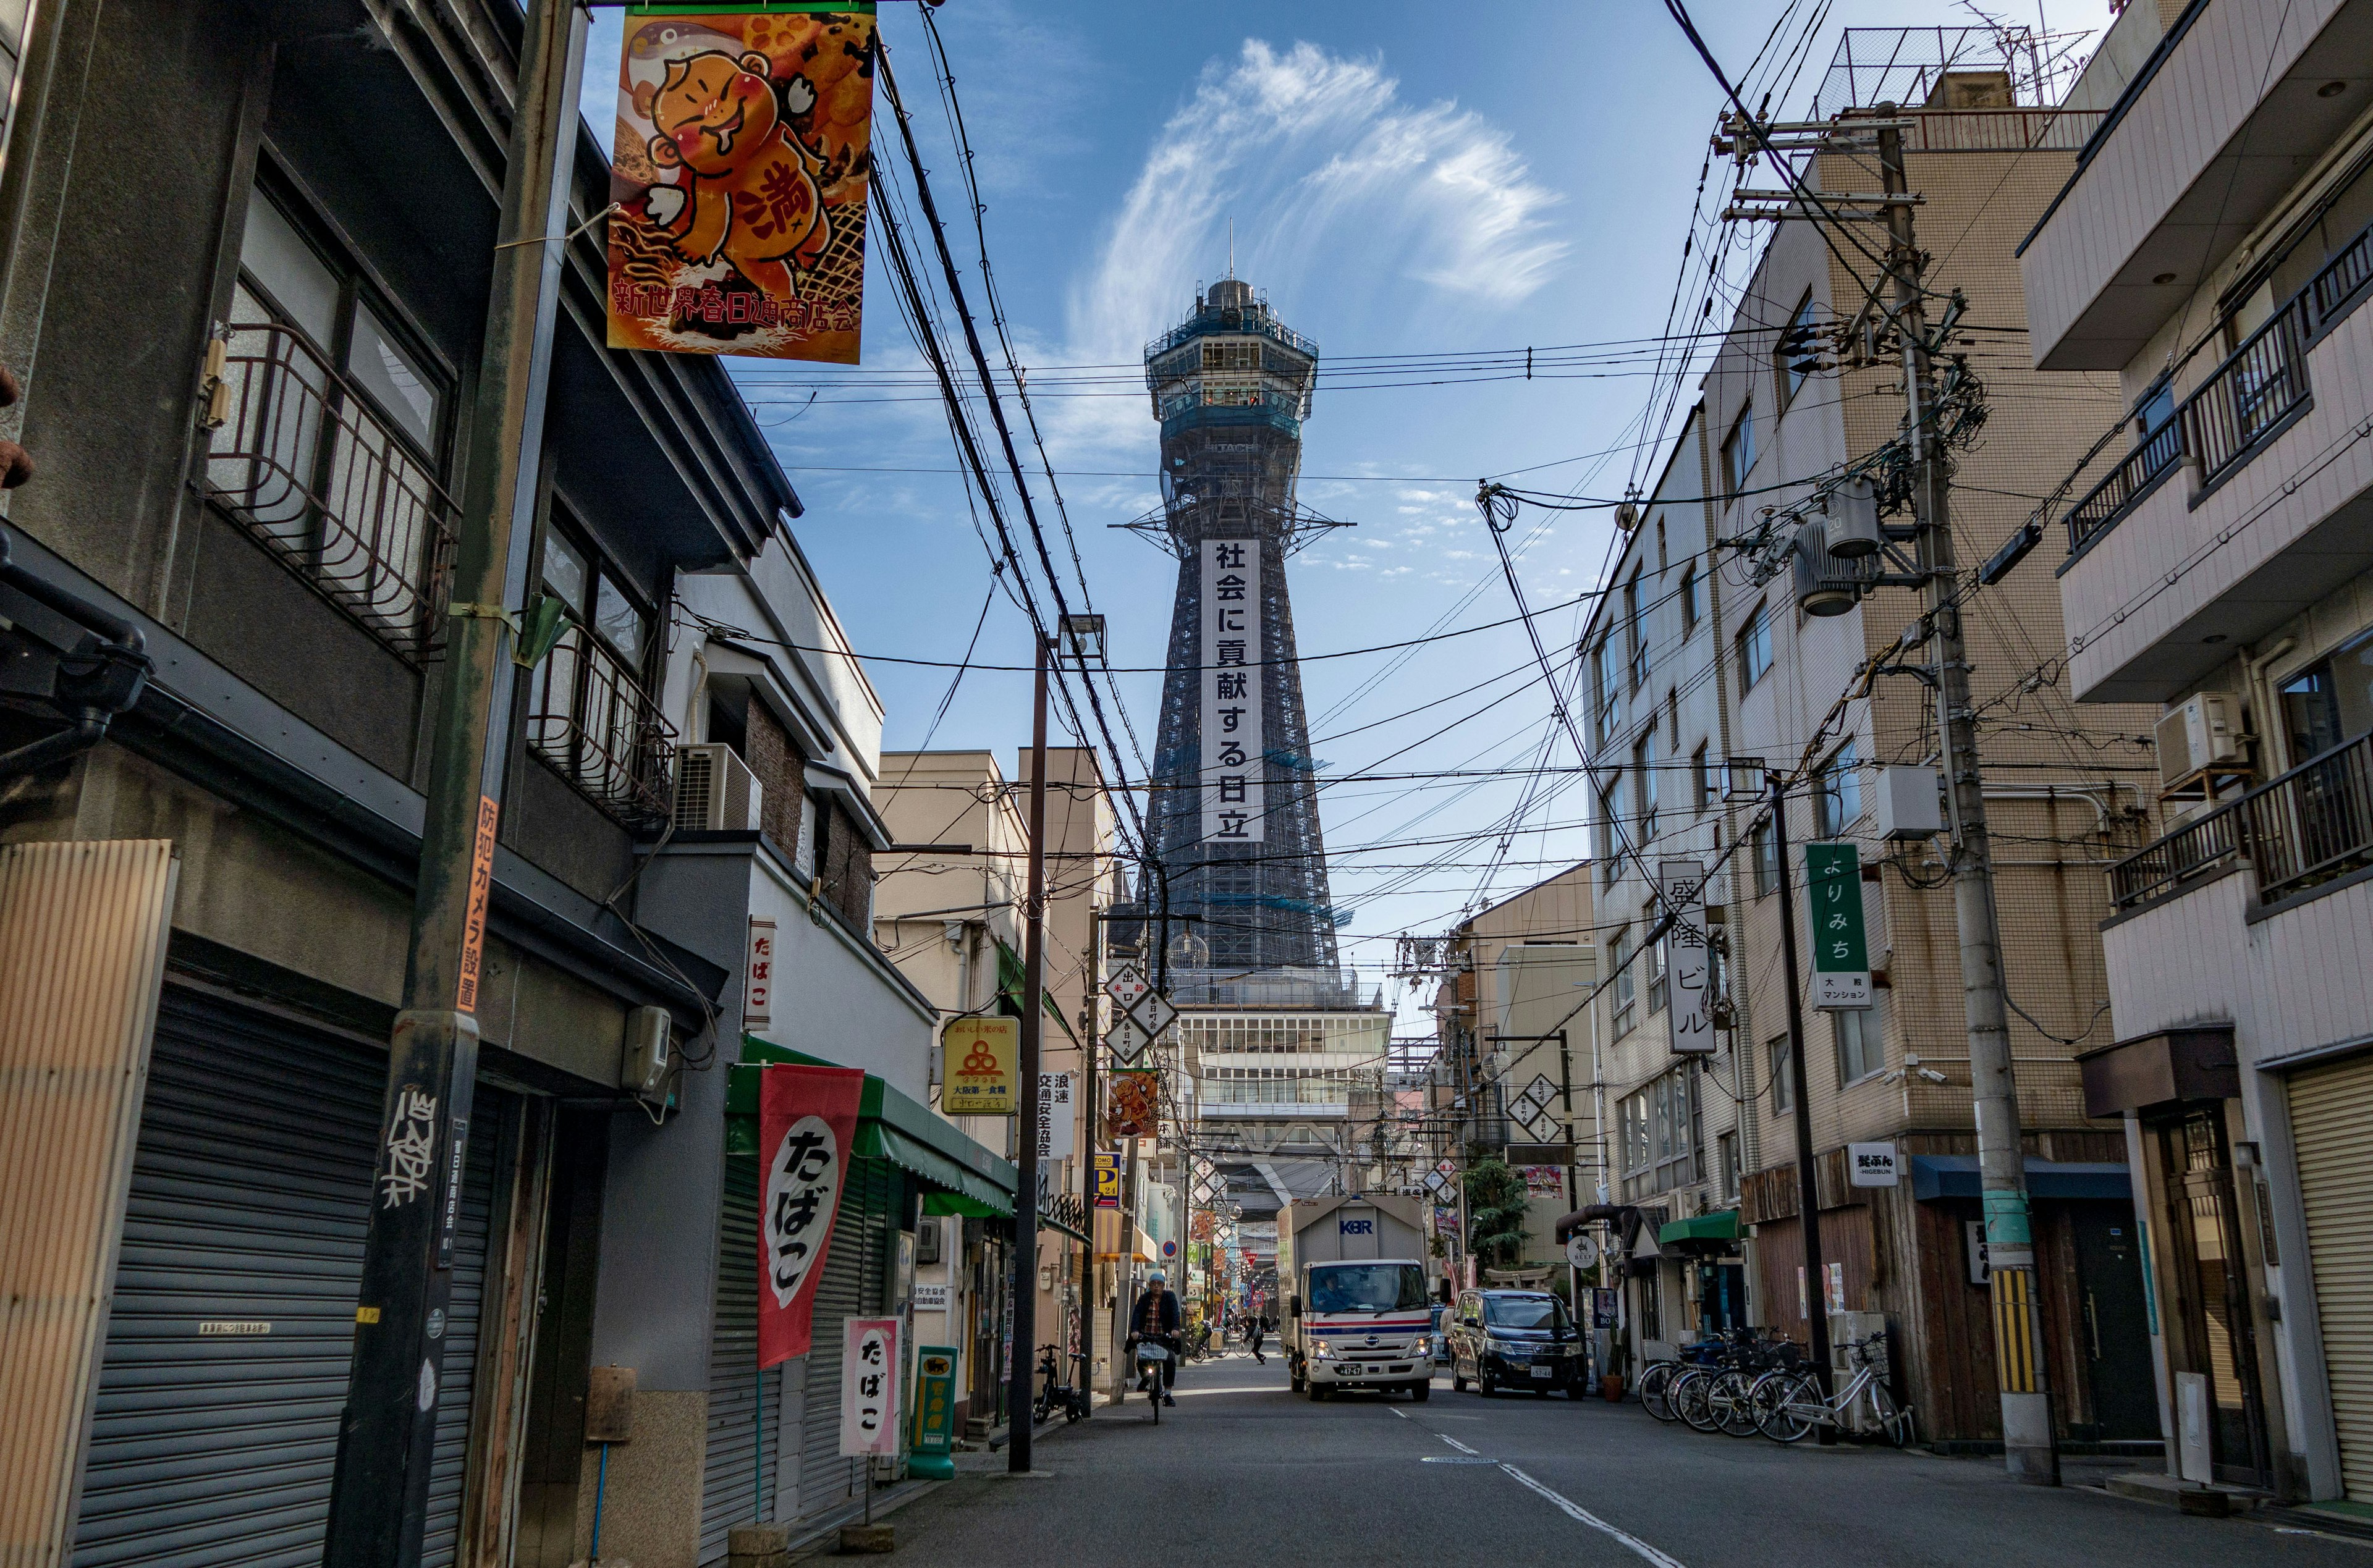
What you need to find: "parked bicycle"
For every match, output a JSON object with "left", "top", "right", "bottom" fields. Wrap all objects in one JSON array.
[
  {"left": 1670, "top": 1329, "right": 1801, "bottom": 1437},
  {"left": 1755, "top": 1331, "right": 1913, "bottom": 1446},
  {"left": 1636, "top": 1334, "right": 1727, "bottom": 1423},
  {"left": 1032, "top": 1343, "right": 1090, "bottom": 1425}
]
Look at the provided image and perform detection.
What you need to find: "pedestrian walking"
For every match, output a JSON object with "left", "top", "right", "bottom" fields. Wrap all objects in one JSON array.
[{"left": 1247, "top": 1312, "right": 1267, "bottom": 1365}]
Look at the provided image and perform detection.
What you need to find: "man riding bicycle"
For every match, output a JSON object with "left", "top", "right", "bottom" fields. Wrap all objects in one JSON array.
[{"left": 1125, "top": 1270, "right": 1182, "bottom": 1407}]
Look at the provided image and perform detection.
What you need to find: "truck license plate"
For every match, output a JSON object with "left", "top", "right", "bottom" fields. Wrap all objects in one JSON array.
[{"left": 1529, "top": 1365, "right": 1553, "bottom": 1380}]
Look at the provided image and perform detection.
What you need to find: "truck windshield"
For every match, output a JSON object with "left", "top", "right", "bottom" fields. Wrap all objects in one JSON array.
[
  {"left": 1484, "top": 1296, "right": 1570, "bottom": 1332},
  {"left": 1308, "top": 1263, "right": 1428, "bottom": 1313}
]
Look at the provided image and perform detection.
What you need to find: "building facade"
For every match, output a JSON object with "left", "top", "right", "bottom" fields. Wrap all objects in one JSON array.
[{"left": 2019, "top": 0, "right": 2373, "bottom": 1501}]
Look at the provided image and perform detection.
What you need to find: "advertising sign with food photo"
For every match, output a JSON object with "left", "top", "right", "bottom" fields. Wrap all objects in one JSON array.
[{"left": 607, "top": 4, "right": 875, "bottom": 361}]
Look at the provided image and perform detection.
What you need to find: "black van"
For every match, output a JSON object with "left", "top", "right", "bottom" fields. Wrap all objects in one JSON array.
[{"left": 1447, "top": 1289, "right": 1588, "bottom": 1397}]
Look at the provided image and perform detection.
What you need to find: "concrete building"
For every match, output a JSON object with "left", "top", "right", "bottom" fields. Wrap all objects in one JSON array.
[
  {"left": 0, "top": 4, "right": 1005, "bottom": 1564},
  {"left": 1572, "top": 29, "right": 2166, "bottom": 1444},
  {"left": 2018, "top": 0, "right": 2373, "bottom": 1502}
]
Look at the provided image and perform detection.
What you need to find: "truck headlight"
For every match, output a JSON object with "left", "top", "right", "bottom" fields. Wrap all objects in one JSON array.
[{"left": 1313, "top": 1340, "right": 1332, "bottom": 1359}]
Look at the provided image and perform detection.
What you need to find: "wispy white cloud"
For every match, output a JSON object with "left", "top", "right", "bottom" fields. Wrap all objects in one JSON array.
[{"left": 1054, "top": 38, "right": 1566, "bottom": 458}]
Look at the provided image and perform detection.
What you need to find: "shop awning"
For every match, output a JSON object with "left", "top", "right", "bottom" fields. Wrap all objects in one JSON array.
[
  {"left": 996, "top": 939, "right": 1078, "bottom": 1043},
  {"left": 1909, "top": 1156, "right": 2132, "bottom": 1203},
  {"left": 727, "top": 1036, "right": 1017, "bottom": 1217},
  {"left": 1658, "top": 1210, "right": 1741, "bottom": 1247},
  {"left": 1039, "top": 1207, "right": 1093, "bottom": 1247}
]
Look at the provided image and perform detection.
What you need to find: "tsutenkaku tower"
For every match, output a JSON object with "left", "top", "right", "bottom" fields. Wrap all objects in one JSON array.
[{"left": 1126, "top": 277, "right": 1343, "bottom": 978}]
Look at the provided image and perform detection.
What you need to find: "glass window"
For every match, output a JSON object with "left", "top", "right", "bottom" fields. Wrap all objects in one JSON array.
[
  {"left": 1778, "top": 292, "right": 1819, "bottom": 407},
  {"left": 1835, "top": 1002, "right": 1884, "bottom": 1085},
  {"left": 1717, "top": 1131, "right": 1740, "bottom": 1199},
  {"left": 1751, "top": 818, "right": 1777, "bottom": 898},
  {"left": 1724, "top": 403, "right": 1757, "bottom": 492},
  {"left": 2280, "top": 630, "right": 2373, "bottom": 765},
  {"left": 1633, "top": 732, "right": 1657, "bottom": 839},
  {"left": 1738, "top": 603, "right": 1772, "bottom": 690},
  {"left": 1625, "top": 573, "right": 1648, "bottom": 689},
  {"left": 593, "top": 573, "right": 648, "bottom": 667},
  {"left": 1594, "top": 641, "right": 1622, "bottom": 740},
  {"left": 240, "top": 188, "right": 341, "bottom": 348},
  {"left": 1611, "top": 929, "right": 1635, "bottom": 1037},
  {"left": 1692, "top": 744, "right": 1711, "bottom": 812},
  {"left": 541, "top": 528, "right": 590, "bottom": 615},
  {"left": 1816, "top": 741, "right": 1861, "bottom": 837},
  {"left": 347, "top": 303, "right": 440, "bottom": 450},
  {"left": 1483, "top": 1295, "right": 1571, "bottom": 1333},
  {"left": 1678, "top": 566, "right": 1699, "bottom": 636},
  {"left": 1769, "top": 1034, "right": 1795, "bottom": 1115},
  {"left": 1648, "top": 926, "right": 1668, "bottom": 1016},
  {"left": 1307, "top": 1263, "right": 1428, "bottom": 1312}
]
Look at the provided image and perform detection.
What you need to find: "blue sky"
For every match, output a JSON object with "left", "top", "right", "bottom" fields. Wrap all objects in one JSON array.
[{"left": 582, "top": 1, "right": 2112, "bottom": 1014}]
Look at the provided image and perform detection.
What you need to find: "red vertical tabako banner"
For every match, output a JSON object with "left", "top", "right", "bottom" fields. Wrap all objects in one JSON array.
[{"left": 758, "top": 1063, "right": 866, "bottom": 1367}]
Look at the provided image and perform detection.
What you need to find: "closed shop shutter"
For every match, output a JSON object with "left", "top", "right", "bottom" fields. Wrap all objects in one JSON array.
[
  {"left": 699, "top": 1158, "right": 778, "bottom": 1562},
  {"left": 797, "top": 1160, "right": 892, "bottom": 1519},
  {"left": 72, "top": 990, "right": 504, "bottom": 1568},
  {"left": 2290, "top": 1053, "right": 2373, "bottom": 1501}
]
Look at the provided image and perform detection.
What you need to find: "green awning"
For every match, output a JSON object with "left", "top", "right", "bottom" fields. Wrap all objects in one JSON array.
[
  {"left": 1659, "top": 1210, "right": 1741, "bottom": 1247},
  {"left": 994, "top": 939, "right": 1079, "bottom": 1043},
  {"left": 726, "top": 1036, "right": 1018, "bottom": 1213}
]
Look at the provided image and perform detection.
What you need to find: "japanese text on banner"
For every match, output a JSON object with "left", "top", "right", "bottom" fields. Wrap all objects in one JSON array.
[{"left": 1201, "top": 539, "right": 1264, "bottom": 843}]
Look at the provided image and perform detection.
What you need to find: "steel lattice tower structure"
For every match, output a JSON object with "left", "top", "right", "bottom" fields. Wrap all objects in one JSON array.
[{"left": 1120, "top": 277, "right": 1346, "bottom": 982}]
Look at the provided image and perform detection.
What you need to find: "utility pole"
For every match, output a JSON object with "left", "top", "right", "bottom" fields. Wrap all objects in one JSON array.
[
  {"left": 324, "top": 1, "right": 583, "bottom": 1559},
  {"left": 1876, "top": 112, "right": 2057, "bottom": 1486},
  {"left": 1766, "top": 775, "right": 1835, "bottom": 1440},
  {"left": 1009, "top": 635, "right": 1051, "bottom": 1473}
]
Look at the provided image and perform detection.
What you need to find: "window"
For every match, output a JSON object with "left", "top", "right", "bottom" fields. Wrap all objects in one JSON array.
[
  {"left": 1633, "top": 731, "right": 1657, "bottom": 842},
  {"left": 1717, "top": 1131, "right": 1740, "bottom": 1200},
  {"left": 1647, "top": 923, "right": 1668, "bottom": 1016},
  {"left": 213, "top": 180, "right": 455, "bottom": 654},
  {"left": 1611, "top": 929, "right": 1636, "bottom": 1038},
  {"left": 525, "top": 507, "right": 670, "bottom": 822},
  {"left": 1816, "top": 741, "right": 1862, "bottom": 838},
  {"left": 1596, "top": 778, "right": 1619, "bottom": 883},
  {"left": 1769, "top": 1034, "right": 1795, "bottom": 1115},
  {"left": 1666, "top": 689, "right": 1680, "bottom": 749},
  {"left": 1834, "top": 1002, "right": 1884, "bottom": 1085},
  {"left": 1678, "top": 565, "right": 1699, "bottom": 636},
  {"left": 1751, "top": 817, "right": 1778, "bottom": 898},
  {"left": 1656, "top": 517, "right": 1669, "bottom": 573},
  {"left": 1777, "top": 292, "right": 1819, "bottom": 408},
  {"left": 1593, "top": 639, "right": 1622, "bottom": 742},
  {"left": 1737, "top": 602, "right": 1773, "bottom": 691},
  {"left": 2278, "top": 627, "right": 2373, "bottom": 767},
  {"left": 1625, "top": 571, "right": 1648, "bottom": 689},
  {"left": 1618, "top": 1064, "right": 1699, "bottom": 1199},
  {"left": 1691, "top": 744, "right": 1712, "bottom": 812},
  {"left": 1723, "top": 402, "right": 1757, "bottom": 493}
]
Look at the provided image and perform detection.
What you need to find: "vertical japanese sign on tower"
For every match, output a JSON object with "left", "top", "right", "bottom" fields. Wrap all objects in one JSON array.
[
  {"left": 758, "top": 1064, "right": 865, "bottom": 1367},
  {"left": 1805, "top": 842, "right": 1871, "bottom": 1010},
  {"left": 1201, "top": 539, "right": 1264, "bottom": 843},
  {"left": 606, "top": 4, "right": 876, "bottom": 361}
]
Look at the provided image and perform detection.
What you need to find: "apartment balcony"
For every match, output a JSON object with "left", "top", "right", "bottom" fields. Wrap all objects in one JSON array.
[
  {"left": 2018, "top": 0, "right": 2372, "bottom": 370},
  {"left": 525, "top": 623, "right": 677, "bottom": 826},
  {"left": 2049, "top": 221, "right": 2373, "bottom": 703},
  {"left": 203, "top": 320, "right": 457, "bottom": 658},
  {"left": 2112, "top": 728, "right": 2373, "bottom": 915}
]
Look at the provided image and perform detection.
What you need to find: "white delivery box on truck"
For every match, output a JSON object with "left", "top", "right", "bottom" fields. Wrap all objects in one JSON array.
[{"left": 1278, "top": 1194, "right": 1433, "bottom": 1401}]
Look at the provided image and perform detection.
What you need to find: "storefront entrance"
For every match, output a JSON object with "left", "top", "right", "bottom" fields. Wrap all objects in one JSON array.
[{"left": 2159, "top": 1108, "right": 2272, "bottom": 1487}]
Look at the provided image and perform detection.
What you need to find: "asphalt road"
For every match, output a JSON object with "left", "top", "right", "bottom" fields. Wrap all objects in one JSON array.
[{"left": 861, "top": 1355, "right": 2370, "bottom": 1567}]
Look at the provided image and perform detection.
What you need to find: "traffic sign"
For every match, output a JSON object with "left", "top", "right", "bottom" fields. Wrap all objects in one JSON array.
[
  {"left": 1105, "top": 964, "right": 1151, "bottom": 1011},
  {"left": 1523, "top": 1074, "right": 1557, "bottom": 1108},
  {"left": 1126, "top": 990, "right": 1177, "bottom": 1039},
  {"left": 1423, "top": 1171, "right": 1447, "bottom": 1195},
  {"left": 1436, "top": 1159, "right": 1455, "bottom": 1176},
  {"left": 1161, "top": 1239, "right": 1178, "bottom": 1259}
]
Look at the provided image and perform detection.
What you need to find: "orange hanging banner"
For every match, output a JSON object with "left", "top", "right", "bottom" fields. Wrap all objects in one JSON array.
[{"left": 606, "top": 4, "right": 876, "bottom": 362}]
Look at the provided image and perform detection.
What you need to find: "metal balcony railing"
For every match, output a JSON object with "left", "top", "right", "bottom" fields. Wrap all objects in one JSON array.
[
  {"left": 2110, "top": 731, "right": 2373, "bottom": 912},
  {"left": 2186, "top": 300, "right": 2311, "bottom": 487},
  {"left": 524, "top": 623, "right": 677, "bottom": 825},
  {"left": 2053, "top": 214, "right": 2373, "bottom": 557},
  {"left": 203, "top": 320, "right": 456, "bottom": 658},
  {"left": 2238, "top": 731, "right": 2373, "bottom": 905},
  {"left": 2108, "top": 798, "right": 2244, "bottom": 910}
]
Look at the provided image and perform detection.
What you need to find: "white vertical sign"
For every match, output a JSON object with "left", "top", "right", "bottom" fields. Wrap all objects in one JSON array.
[
  {"left": 743, "top": 917, "right": 776, "bottom": 1031},
  {"left": 1659, "top": 860, "right": 1715, "bottom": 1055},
  {"left": 1201, "top": 539, "right": 1264, "bottom": 843},
  {"left": 839, "top": 1317, "right": 901, "bottom": 1456},
  {"left": 1036, "top": 1071, "right": 1075, "bottom": 1164}
]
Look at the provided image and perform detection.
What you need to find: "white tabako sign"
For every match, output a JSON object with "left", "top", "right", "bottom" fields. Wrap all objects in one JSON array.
[
  {"left": 839, "top": 1317, "right": 902, "bottom": 1457},
  {"left": 1848, "top": 1141, "right": 1900, "bottom": 1187},
  {"left": 1659, "top": 858, "right": 1715, "bottom": 1055},
  {"left": 1201, "top": 539, "right": 1264, "bottom": 843}
]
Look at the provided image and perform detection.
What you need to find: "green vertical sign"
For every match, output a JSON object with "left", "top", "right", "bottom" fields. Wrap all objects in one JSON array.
[
  {"left": 1804, "top": 842, "right": 1871, "bottom": 1010},
  {"left": 910, "top": 1345, "right": 959, "bottom": 1478}
]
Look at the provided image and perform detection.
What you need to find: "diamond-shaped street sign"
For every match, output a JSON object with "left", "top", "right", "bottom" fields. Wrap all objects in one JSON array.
[
  {"left": 1518, "top": 1108, "right": 1560, "bottom": 1144},
  {"left": 1126, "top": 990, "right": 1178, "bottom": 1040},
  {"left": 1423, "top": 1171, "right": 1447, "bottom": 1195},
  {"left": 1105, "top": 1014, "right": 1153, "bottom": 1063},
  {"left": 1525, "top": 1074, "right": 1558, "bottom": 1108},
  {"left": 1513, "top": 1084, "right": 1548, "bottom": 1116},
  {"left": 1106, "top": 964, "right": 1151, "bottom": 1010},
  {"left": 1436, "top": 1159, "right": 1456, "bottom": 1176}
]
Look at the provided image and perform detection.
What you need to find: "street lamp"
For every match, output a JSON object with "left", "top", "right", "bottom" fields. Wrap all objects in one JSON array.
[{"left": 1010, "top": 613, "right": 1109, "bottom": 1475}]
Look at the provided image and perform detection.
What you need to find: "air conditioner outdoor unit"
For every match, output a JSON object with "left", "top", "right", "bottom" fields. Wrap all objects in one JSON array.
[
  {"left": 2154, "top": 694, "right": 2244, "bottom": 795},
  {"left": 675, "top": 743, "right": 763, "bottom": 833}
]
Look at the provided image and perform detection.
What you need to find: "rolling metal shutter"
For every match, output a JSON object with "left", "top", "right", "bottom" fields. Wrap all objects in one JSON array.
[
  {"left": 797, "top": 1160, "right": 892, "bottom": 1519},
  {"left": 2290, "top": 1053, "right": 2373, "bottom": 1501},
  {"left": 72, "top": 990, "right": 502, "bottom": 1568},
  {"left": 700, "top": 1158, "right": 779, "bottom": 1562}
]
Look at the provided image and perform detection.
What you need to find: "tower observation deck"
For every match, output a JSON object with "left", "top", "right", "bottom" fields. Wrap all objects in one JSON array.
[{"left": 1119, "top": 278, "right": 1350, "bottom": 995}]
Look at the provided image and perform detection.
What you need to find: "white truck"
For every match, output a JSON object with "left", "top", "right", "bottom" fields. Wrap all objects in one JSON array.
[{"left": 1277, "top": 1194, "right": 1434, "bottom": 1402}]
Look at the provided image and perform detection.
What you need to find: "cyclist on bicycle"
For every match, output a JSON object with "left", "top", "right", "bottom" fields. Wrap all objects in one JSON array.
[{"left": 1125, "top": 1270, "right": 1182, "bottom": 1407}]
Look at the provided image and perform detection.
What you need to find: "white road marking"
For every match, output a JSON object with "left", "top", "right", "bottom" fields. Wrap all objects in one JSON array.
[
  {"left": 1439, "top": 1434, "right": 1481, "bottom": 1456},
  {"left": 1498, "top": 1464, "right": 1688, "bottom": 1568},
  {"left": 1387, "top": 1406, "right": 1408, "bottom": 1420}
]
